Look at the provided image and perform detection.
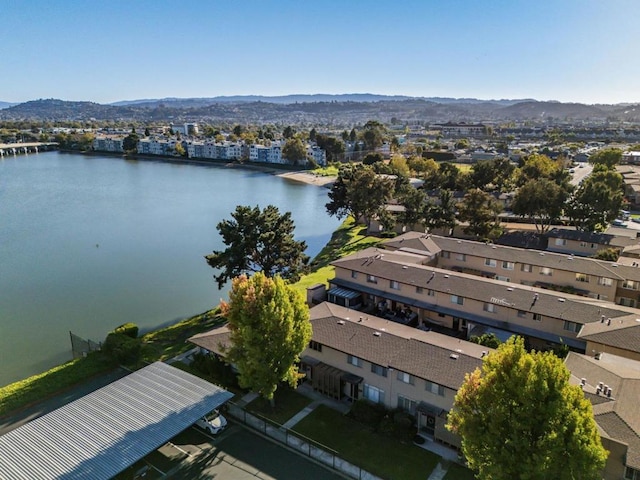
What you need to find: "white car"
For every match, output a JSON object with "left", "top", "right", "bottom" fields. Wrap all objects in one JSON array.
[{"left": 195, "top": 410, "right": 227, "bottom": 435}]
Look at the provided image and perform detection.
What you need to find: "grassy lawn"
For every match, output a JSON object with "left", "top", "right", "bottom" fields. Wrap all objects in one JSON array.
[
  {"left": 312, "top": 165, "right": 340, "bottom": 177},
  {"left": 293, "top": 405, "right": 439, "bottom": 480},
  {"left": 139, "top": 308, "right": 224, "bottom": 364},
  {"left": 453, "top": 163, "right": 473, "bottom": 173},
  {"left": 245, "top": 386, "right": 314, "bottom": 425},
  {"left": 0, "top": 353, "right": 115, "bottom": 417},
  {"left": 443, "top": 462, "right": 476, "bottom": 480},
  {"left": 292, "top": 218, "right": 380, "bottom": 296}
]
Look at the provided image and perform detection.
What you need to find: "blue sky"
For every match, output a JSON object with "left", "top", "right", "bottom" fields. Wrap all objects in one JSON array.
[{"left": 2, "top": 0, "right": 638, "bottom": 104}]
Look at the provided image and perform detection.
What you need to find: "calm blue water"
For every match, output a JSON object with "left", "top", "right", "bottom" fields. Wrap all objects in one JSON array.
[{"left": 0, "top": 152, "right": 340, "bottom": 387}]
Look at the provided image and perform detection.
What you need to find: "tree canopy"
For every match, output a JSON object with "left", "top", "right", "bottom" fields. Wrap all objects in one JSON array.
[
  {"left": 457, "top": 189, "right": 503, "bottom": 240},
  {"left": 567, "top": 167, "right": 624, "bottom": 231},
  {"left": 325, "top": 163, "right": 395, "bottom": 227},
  {"left": 589, "top": 147, "right": 622, "bottom": 168},
  {"left": 447, "top": 337, "right": 608, "bottom": 480},
  {"left": 205, "top": 205, "right": 309, "bottom": 289},
  {"left": 221, "top": 272, "right": 312, "bottom": 403},
  {"left": 282, "top": 137, "right": 308, "bottom": 165},
  {"left": 511, "top": 178, "right": 572, "bottom": 233}
]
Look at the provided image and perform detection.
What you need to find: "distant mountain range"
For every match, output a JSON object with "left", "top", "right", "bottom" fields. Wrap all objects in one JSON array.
[
  {"left": 0, "top": 95, "right": 638, "bottom": 124},
  {"left": 0, "top": 101, "right": 17, "bottom": 110}
]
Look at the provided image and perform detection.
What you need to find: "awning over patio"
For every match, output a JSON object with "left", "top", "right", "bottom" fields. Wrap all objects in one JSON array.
[{"left": 416, "top": 402, "right": 444, "bottom": 417}]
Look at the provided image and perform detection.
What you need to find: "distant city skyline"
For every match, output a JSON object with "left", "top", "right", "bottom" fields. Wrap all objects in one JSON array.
[{"left": 2, "top": 0, "right": 639, "bottom": 105}]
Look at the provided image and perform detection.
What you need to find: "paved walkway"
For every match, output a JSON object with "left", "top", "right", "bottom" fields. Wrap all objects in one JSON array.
[{"left": 427, "top": 461, "right": 449, "bottom": 480}]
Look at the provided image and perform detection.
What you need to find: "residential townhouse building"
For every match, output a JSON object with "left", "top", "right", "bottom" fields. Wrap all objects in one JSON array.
[
  {"left": 249, "top": 143, "right": 284, "bottom": 164},
  {"left": 565, "top": 352, "right": 640, "bottom": 480},
  {"left": 307, "top": 145, "right": 326, "bottom": 166},
  {"left": 578, "top": 314, "right": 640, "bottom": 363},
  {"left": 383, "top": 232, "right": 640, "bottom": 307},
  {"left": 328, "top": 247, "right": 636, "bottom": 352},
  {"left": 189, "top": 302, "right": 489, "bottom": 449},
  {"left": 546, "top": 228, "right": 636, "bottom": 257}
]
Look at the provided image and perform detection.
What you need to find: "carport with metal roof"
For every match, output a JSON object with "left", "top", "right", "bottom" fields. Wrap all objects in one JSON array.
[{"left": 0, "top": 361, "right": 234, "bottom": 479}]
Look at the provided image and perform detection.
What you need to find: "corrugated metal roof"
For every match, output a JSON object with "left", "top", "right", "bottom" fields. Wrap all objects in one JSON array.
[{"left": 0, "top": 361, "right": 234, "bottom": 479}]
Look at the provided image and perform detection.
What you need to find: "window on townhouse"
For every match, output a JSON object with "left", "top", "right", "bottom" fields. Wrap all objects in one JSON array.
[
  {"left": 309, "top": 341, "right": 322, "bottom": 352},
  {"left": 496, "top": 275, "right": 510, "bottom": 282},
  {"left": 427, "top": 289, "right": 435, "bottom": 297},
  {"left": 347, "top": 354, "right": 362, "bottom": 367},
  {"left": 397, "top": 395, "right": 417, "bottom": 414},
  {"left": 371, "top": 363, "right": 388, "bottom": 377},
  {"left": 575, "top": 273, "right": 589, "bottom": 283},
  {"left": 416, "top": 286, "right": 423, "bottom": 294},
  {"left": 426, "top": 381, "right": 445, "bottom": 396},
  {"left": 619, "top": 297, "right": 637, "bottom": 307},
  {"left": 563, "top": 320, "right": 582, "bottom": 333},
  {"left": 502, "top": 261, "right": 514, "bottom": 270},
  {"left": 540, "top": 267, "right": 553, "bottom": 276},
  {"left": 555, "top": 238, "right": 567, "bottom": 246},
  {"left": 351, "top": 270, "right": 358, "bottom": 279},
  {"left": 580, "top": 241, "right": 588, "bottom": 248},
  {"left": 532, "top": 313, "right": 542, "bottom": 321},
  {"left": 397, "top": 371, "right": 414, "bottom": 385},
  {"left": 390, "top": 280, "right": 400, "bottom": 290},
  {"left": 456, "top": 253, "right": 466, "bottom": 261},
  {"left": 625, "top": 466, "right": 640, "bottom": 480},
  {"left": 517, "top": 310, "right": 527, "bottom": 318},
  {"left": 441, "top": 251, "right": 450, "bottom": 259},
  {"left": 485, "top": 258, "right": 497, "bottom": 267},
  {"left": 363, "top": 384, "right": 385, "bottom": 404},
  {"left": 451, "top": 295, "right": 464, "bottom": 305},
  {"left": 367, "top": 274, "right": 377, "bottom": 284},
  {"left": 622, "top": 279, "right": 637, "bottom": 290},
  {"left": 599, "top": 277, "right": 613, "bottom": 286},
  {"left": 521, "top": 263, "right": 533, "bottom": 273},
  {"left": 483, "top": 303, "right": 497, "bottom": 313}
]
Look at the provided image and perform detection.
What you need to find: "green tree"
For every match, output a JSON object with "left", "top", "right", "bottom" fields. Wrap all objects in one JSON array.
[
  {"left": 518, "top": 153, "right": 562, "bottom": 186},
  {"left": 326, "top": 163, "right": 395, "bottom": 227},
  {"left": 282, "top": 137, "right": 308, "bottom": 165},
  {"left": 362, "top": 152, "right": 384, "bottom": 165},
  {"left": 567, "top": 168, "right": 624, "bottom": 231},
  {"left": 389, "top": 154, "right": 410, "bottom": 177},
  {"left": 427, "top": 189, "right": 457, "bottom": 234},
  {"left": 362, "top": 120, "right": 386, "bottom": 152},
  {"left": 205, "top": 205, "right": 309, "bottom": 289},
  {"left": 396, "top": 183, "right": 427, "bottom": 228},
  {"left": 511, "top": 178, "right": 571, "bottom": 233},
  {"left": 309, "top": 128, "right": 317, "bottom": 142},
  {"left": 221, "top": 272, "right": 312, "bottom": 404},
  {"left": 592, "top": 247, "right": 620, "bottom": 261},
  {"left": 283, "top": 125, "right": 295, "bottom": 139},
  {"left": 469, "top": 332, "right": 502, "bottom": 348},
  {"left": 457, "top": 189, "right": 503, "bottom": 240},
  {"left": 174, "top": 142, "right": 186, "bottom": 157},
  {"left": 122, "top": 132, "right": 139, "bottom": 153},
  {"left": 144, "top": 127, "right": 150, "bottom": 137},
  {"left": 589, "top": 147, "right": 622, "bottom": 168},
  {"left": 447, "top": 337, "right": 608, "bottom": 480},
  {"left": 315, "top": 134, "right": 345, "bottom": 162}
]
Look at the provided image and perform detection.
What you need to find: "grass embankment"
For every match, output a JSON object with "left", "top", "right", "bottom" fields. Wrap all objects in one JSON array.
[
  {"left": 0, "top": 354, "right": 115, "bottom": 418},
  {"left": 0, "top": 309, "right": 224, "bottom": 418},
  {"left": 291, "top": 217, "right": 380, "bottom": 296},
  {"left": 293, "top": 405, "right": 440, "bottom": 480},
  {"left": 312, "top": 165, "right": 340, "bottom": 177}
]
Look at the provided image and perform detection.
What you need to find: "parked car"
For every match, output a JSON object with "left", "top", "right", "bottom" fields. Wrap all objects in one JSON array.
[
  {"left": 612, "top": 219, "right": 627, "bottom": 227},
  {"left": 195, "top": 410, "right": 227, "bottom": 435},
  {"left": 631, "top": 217, "right": 640, "bottom": 224}
]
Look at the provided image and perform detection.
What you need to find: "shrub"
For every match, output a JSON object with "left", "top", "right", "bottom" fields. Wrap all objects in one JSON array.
[
  {"left": 349, "top": 399, "right": 387, "bottom": 426},
  {"left": 103, "top": 332, "right": 141, "bottom": 364},
  {"left": 112, "top": 322, "right": 139, "bottom": 338}
]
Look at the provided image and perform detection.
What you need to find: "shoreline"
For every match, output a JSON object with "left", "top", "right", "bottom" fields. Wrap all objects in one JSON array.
[{"left": 60, "top": 149, "right": 336, "bottom": 187}]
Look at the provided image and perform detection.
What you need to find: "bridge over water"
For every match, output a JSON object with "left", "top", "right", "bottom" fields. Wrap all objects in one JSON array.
[{"left": 0, "top": 142, "right": 58, "bottom": 156}]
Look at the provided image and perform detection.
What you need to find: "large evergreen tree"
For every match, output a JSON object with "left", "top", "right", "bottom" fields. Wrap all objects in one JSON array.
[
  {"left": 447, "top": 337, "right": 608, "bottom": 480},
  {"left": 221, "top": 272, "right": 312, "bottom": 404},
  {"left": 205, "top": 205, "right": 308, "bottom": 289}
]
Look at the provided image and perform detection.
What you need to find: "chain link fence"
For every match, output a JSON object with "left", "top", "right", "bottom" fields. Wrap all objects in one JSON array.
[{"left": 69, "top": 331, "right": 102, "bottom": 359}]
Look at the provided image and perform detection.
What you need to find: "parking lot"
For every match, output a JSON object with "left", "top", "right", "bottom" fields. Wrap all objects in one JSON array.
[{"left": 118, "top": 423, "right": 345, "bottom": 480}]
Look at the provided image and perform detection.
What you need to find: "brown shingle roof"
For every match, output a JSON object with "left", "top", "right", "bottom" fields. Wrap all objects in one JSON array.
[
  {"left": 579, "top": 316, "right": 640, "bottom": 354},
  {"left": 332, "top": 247, "right": 630, "bottom": 324},
  {"left": 565, "top": 352, "right": 640, "bottom": 469}
]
